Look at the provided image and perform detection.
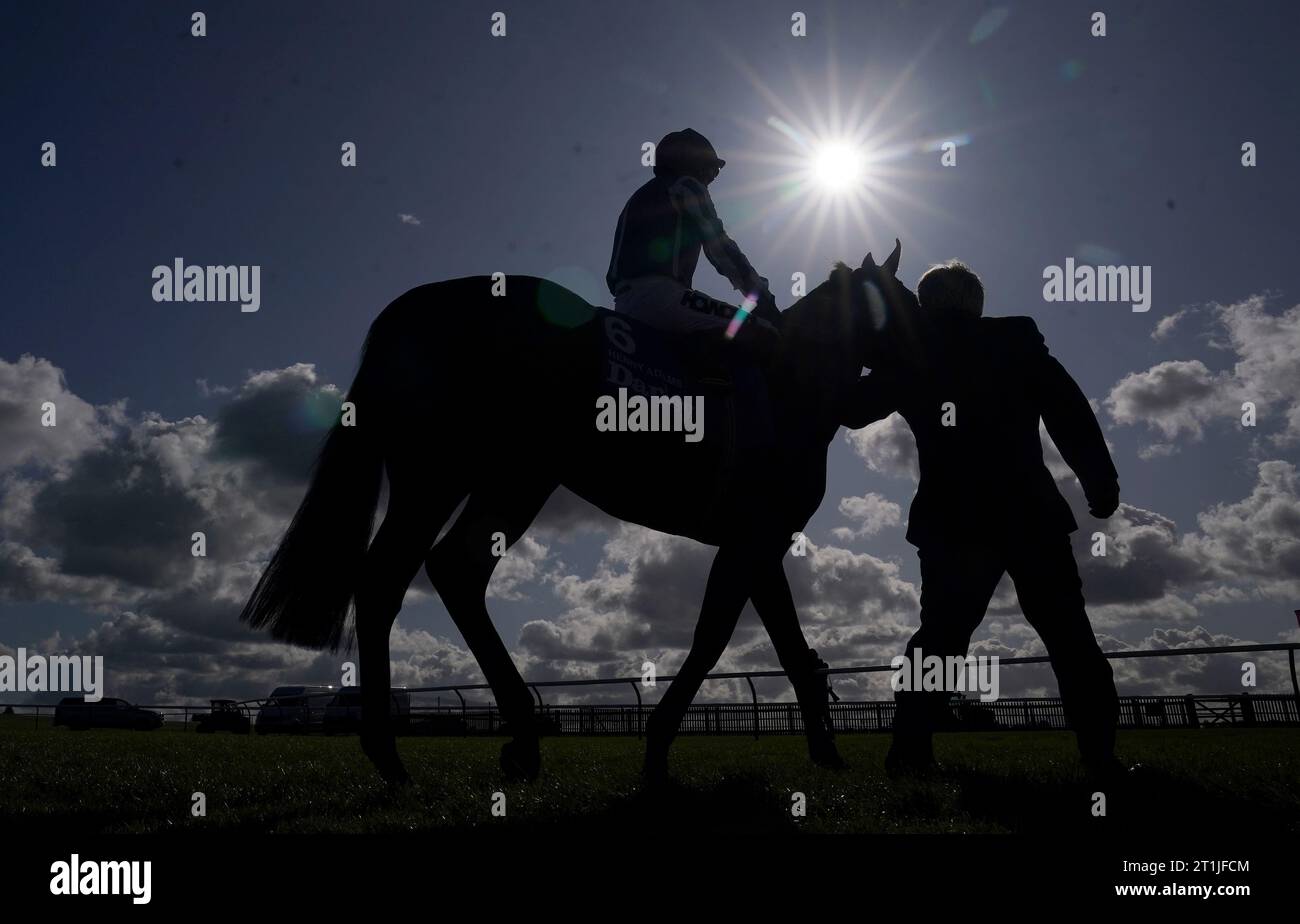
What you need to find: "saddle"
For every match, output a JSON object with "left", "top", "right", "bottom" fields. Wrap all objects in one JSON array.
[{"left": 591, "top": 309, "right": 776, "bottom": 511}]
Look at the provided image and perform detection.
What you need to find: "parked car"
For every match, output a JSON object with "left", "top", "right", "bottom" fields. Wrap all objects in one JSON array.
[
  {"left": 323, "top": 687, "right": 411, "bottom": 734},
  {"left": 255, "top": 685, "right": 335, "bottom": 734},
  {"left": 53, "top": 696, "right": 164, "bottom": 731},
  {"left": 193, "top": 699, "right": 251, "bottom": 734}
]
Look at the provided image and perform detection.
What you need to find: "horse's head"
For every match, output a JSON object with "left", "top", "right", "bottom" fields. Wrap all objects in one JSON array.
[
  {"left": 855, "top": 238, "right": 921, "bottom": 369},
  {"left": 781, "top": 238, "right": 920, "bottom": 385}
]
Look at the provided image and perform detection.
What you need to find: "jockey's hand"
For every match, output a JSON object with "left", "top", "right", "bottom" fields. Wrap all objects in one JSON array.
[
  {"left": 754, "top": 289, "right": 781, "bottom": 327},
  {"left": 735, "top": 314, "right": 780, "bottom": 365}
]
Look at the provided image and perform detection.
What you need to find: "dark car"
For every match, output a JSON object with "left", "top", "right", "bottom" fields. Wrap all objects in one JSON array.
[
  {"left": 323, "top": 687, "right": 410, "bottom": 735},
  {"left": 193, "top": 699, "right": 251, "bottom": 734},
  {"left": 53, "top": 696, "right": 164, "bottom": 731}
]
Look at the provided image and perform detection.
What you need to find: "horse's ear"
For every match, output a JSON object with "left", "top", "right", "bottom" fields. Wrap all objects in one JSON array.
[
  {"left": 883, "top": 238, "right": 901, "bottom": 275},
  {"left": 860, "top": 252, "right": 876, "bottom": 270}
]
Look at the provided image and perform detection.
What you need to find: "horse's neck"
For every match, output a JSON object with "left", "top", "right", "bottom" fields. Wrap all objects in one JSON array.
[{"left": 768, "top": 337, "right": 856, "bottom": 444}]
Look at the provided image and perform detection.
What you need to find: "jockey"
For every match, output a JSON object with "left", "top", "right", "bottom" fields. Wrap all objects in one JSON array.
[{"left": 606, "top": 129, "right": 780, "bottom": 355}]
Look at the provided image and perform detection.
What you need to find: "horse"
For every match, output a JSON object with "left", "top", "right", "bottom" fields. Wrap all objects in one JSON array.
[{"left": 239, "top": 240, "right": 919, "bottom": 785}]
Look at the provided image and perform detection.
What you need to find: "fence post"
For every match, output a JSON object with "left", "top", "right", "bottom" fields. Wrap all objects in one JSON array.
[
  {"left": 1241, "top": 692, "right": 1256, "bottom": 727},
  {"left": 746, "top": 677, "right": 759, "bottom": 740},
  {"left": 452, "top": 688, "right": 466, "bottom": 735},
  {"left": 1184, "top": 694, "right": 1199, "bottom": 728},
  {"left": 629, "top": 681, "right": 642, "bottom": 739},
  {"left": 1289, "top": 648, "right": 1299, "bottom": 714}
]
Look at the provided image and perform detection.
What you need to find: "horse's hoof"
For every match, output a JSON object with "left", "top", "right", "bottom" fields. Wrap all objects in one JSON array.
[
  {"left": 361, "top": 733, "right": 411, "bottom": 786},
  {"left": 810, "top": 739, "right": 848, "bottom": 770},
  {"left": 641, "top": 754, "right": 670, "bottom": 788},
  {"left": 500, "top": 738, "right": 541, "bottom": 781},
  {"left": 380, "top": 764, "right": 414, "bottom": 787}
]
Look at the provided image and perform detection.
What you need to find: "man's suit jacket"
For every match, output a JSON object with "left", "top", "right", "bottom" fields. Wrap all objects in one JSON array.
[{"left": 843, "top": 313, "right": 1118, "bottom": 548}]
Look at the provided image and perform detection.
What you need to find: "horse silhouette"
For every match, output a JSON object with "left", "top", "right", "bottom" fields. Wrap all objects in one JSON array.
[{"left": 240, "top": 240, "right": 918, "bottom": 785}]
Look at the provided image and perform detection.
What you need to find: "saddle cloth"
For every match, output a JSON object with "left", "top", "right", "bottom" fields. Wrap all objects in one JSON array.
[{"left": 591, "top": 309, "right": 775, "bottom": 514}]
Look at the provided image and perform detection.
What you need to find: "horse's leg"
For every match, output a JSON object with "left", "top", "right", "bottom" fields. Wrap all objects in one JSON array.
[
  {"left": 357, "top": 474, "right": 467, "bottom": 785},
  {"left": 750, "top": 557, "right": 846, "bottom": 768},
  {"left": 643, "top": 543, "right": 751, "bottom": 782},
  {"left": 425, "top": 478, "right": 555, "bottom": 781}
]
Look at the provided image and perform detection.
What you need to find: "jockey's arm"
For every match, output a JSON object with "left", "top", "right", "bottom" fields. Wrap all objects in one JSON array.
[{"left": 669, "top": 176, "right": 772, "bottom": 311}]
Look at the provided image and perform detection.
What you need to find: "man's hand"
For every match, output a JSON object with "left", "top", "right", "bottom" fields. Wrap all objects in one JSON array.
[{"left": 1087, "top": 482, "right": 1120, "bottom": 519}]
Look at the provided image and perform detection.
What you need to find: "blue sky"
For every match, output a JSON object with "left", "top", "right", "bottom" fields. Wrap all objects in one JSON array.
[{"left": 2, "top": 0, "right": 1299, "bottom": 704}]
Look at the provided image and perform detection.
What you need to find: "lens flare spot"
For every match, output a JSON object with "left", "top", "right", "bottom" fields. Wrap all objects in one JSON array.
[{"left": 969, "top": 6, "right": 1010, "bottom": 45}]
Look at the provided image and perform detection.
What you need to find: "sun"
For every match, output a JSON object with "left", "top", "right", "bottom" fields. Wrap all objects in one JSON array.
[
  {"left": 809, "top": 140, "right": 868, "bottom": 193},
  {"left": 711, "top": 37, "right": 969, "bottom": 266}
]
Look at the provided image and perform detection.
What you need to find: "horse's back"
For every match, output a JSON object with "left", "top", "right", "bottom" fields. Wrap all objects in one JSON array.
[
  {"left": 361, "top": 275, "right": 786, "bottom": 542},
  {"left": 373, "top": 275, "right": 604, "bottom": 341}
]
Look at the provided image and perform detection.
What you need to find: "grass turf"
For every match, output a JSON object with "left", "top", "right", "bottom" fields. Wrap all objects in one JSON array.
[{"left": 1, "top": 720, "right": 1296, "bottom": 834}]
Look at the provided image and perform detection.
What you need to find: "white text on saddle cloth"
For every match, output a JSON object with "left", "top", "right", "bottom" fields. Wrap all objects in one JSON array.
[{"left": 598, "top": 317, "right": 704, "bottom": 442}]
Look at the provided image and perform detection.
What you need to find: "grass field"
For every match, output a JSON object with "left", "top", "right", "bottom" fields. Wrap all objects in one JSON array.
[{"left": 2, "top": 720, "right": 1296, "bottom": 834}]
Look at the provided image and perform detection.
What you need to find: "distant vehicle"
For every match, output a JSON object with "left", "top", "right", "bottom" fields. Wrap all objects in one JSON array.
[
  {"left": 53, "top": 696, "right": 164, "bottom": 731},
  {"left": 255, "top": 685, "right": 335, "bottom": 734},
  {"left": 193, "top": 699, "right": 251, "bottom": 734},
  {"left": 323, "top": 687, "right": 410, "bottom": 734}
]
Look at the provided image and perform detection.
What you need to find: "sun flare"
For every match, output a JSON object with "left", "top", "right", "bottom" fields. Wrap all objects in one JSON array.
[
  {"left": 714, "top": 39, "right": 969, "bottom": 266},
  {"left": 809, "top": 141, "right": 867, "bottom": 193}
]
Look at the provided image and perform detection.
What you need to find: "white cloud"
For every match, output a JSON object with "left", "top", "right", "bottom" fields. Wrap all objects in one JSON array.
[
  {"left": 1107, "top": 295, "right": 1300, "bottom": 449},
  {"left": 843, "top": 413, "right": 917, "bottom": 480},
  {"left": 1105, "top": 359, "right": 1228, "bottom": 440},
  {"left": 831, "top": 492, "right": 902, "bottom": 541},
  {"left": 1151, "top": 308, "right": 1188, "bottom": 341},
  {"left": 486, "top": 536, "right": 552, "bottom": 601},
  {"left": 0, "top": 358, "right": 476, "bottom": 703},
  {"left": 1183, "top": 460, "right": 1300, "bottom": 599},
  {"left": 0, "top": 355, "right": 120, "bottom": 474}
]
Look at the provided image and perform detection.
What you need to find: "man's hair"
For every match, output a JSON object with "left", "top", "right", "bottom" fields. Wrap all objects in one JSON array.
[{"left": 917, "top": 260, "right": 984, "bottom": 319}]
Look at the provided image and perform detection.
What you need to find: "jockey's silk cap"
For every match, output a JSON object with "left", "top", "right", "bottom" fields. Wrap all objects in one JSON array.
[{"left": 655, "top": 129, "right": 726, "bottom": 178}]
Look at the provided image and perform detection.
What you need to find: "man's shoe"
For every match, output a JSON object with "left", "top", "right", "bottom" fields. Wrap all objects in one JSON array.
[{"left": 885, "top": 741, "right": 940, "bottom": 779}]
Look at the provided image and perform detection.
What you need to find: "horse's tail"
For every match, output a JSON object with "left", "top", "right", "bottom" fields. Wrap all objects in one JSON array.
[{"left": 239, "top": 329, "right": 387, "bottom": 652}]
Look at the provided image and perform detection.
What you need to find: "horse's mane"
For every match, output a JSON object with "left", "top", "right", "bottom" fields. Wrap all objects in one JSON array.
[{"left": 782, "top": 262, "right": 859, "bottom": 331}]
